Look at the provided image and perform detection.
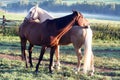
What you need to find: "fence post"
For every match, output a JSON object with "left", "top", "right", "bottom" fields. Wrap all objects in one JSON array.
[{"left": 2, "top": 15, "right": 7, "bottom": 35}]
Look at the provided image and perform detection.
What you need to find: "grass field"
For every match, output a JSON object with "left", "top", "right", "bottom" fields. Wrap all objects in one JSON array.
[
  {"left": 1, "top": 0, "right": 120, "bottom": 6},
  {"left": 0, "top": 12, "right": 26, "bottom": 21},
  {"left": 0, "top": 11, "right": 120, "bottom": 80},
  {"left": 62, "top": 0, "right": 120, "bottom": 5},
  {"left": 0, "top": 36, "right": 120, "bottom": 80},
  {"left": 0, "top": 11, "right": 120, "bottom": 24}
]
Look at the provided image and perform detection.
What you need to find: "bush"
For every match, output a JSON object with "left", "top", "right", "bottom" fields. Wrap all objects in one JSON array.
[
  {"left": 2, "top": 26, "right": 19, "bottom": 36},
  {"left": 91, "top": 23, "right": 120, "bottom": 40},
  {"left": 1, "top": 23, "right": 120, "bottom": 40}
]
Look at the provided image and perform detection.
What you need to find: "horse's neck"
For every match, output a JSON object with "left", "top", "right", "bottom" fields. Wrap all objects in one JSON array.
[
  {"left": 54, "top": 14, "right": 76, "bottom": 39},
  {"left": 40, "top": 14, "right": 53, "bottom": 23},
  {"left": 38, "top": 8, "right": 54, "bottom": 23},
  {"left": 55, "top": 14, "right": 75, "bottom": 30},
  {"left": 50, "top": 17, "right": 75, "bottom": 46}
]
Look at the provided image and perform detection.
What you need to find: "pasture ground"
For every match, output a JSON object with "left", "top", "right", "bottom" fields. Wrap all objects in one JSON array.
[
  {"left": 0, "top": 11, "right": 120, "bottom": 80},
  {"left": 0, "top": 36, "right": 120, "bottom": 80}
]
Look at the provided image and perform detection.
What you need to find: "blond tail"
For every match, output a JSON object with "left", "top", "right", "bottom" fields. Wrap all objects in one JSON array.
[{"left": 83, "top": 26, "right": 94, "bottom": 74}]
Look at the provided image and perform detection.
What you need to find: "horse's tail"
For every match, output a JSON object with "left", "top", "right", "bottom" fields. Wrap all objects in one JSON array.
[{"left": 83, "top": 26, "right": 94, "bottom": 74}]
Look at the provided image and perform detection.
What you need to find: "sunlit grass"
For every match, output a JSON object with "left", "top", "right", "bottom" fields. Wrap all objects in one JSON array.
[
  {"left": 0, "top": 11, "right": 26, "bottom": 21},
  {"left": 0, "top": 36, "right": 120, "bottom": 79},
  {"left": 88, "top": 19, "right": 120, "bottom": 24},
  {"left": 0, "top": 57, "right": 120, "bottom": 80},
  {"left": 93, "top": 39, "right": 120, "bottom": 48},
  {"left": 0, "top": 5, "right": 120, "bottom": 80}
]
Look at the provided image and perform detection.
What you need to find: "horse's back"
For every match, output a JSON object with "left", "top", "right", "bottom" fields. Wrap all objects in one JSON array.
[
  {"left": 19, "top": 20, "right": 57, "bottom": 46},
  {"left": 19, "top": 21, "right": 45, "bottom": 39},
  {"left": 59, "top": 26, "right": 86, "bottom": 45}
]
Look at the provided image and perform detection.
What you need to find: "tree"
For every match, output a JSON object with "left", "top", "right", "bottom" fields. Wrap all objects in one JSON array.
[
  {"left": 110, "top": 3, "right": 115, "bottom": 10},
  {"left": 20, "top": 0, "right": 29, "bottom": 5},
  {"left": 54, "top": 0, "right": 62, "bottom": 4}
]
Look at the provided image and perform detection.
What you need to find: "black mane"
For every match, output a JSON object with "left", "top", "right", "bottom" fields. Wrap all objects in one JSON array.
[{"left": 48, "top": 11, "right": 78, "bottom": 30}]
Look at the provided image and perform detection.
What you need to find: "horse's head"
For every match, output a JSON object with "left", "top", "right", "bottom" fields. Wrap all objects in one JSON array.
[
  {"left": 73, "top": 11, "right": 89, "bottom": 28},
  {"left": 25, "top": 5, "right": 53, "bottom": 23},
  {"left": 26, "top": 5, "right": 39, "bottom": 21}
]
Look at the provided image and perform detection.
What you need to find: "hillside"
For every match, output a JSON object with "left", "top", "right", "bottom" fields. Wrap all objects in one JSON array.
[
  {"left": 0, "top": 0, "right": 120, "bottom": 17},
  {"left": 0, "top": 0, "right": 120, "bottom": 6}
]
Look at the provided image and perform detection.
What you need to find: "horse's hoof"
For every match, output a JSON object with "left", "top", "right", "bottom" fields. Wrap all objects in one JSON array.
[
  {"left": 73, "top": 68, "right": 79, "bottom": 74},
  {"left": 90, "top": 73, "right": 94, "bottom": 76},
  {"left": 49, "top": 70, "right": 54, "bottom": 74},
  {"left": 54, "top": 65, "right": 61, "bottom": 70},
  {"left": 26, "top": 66, "right": 28, "bottom": 68},
  {"left": 35, "top": 70, "right": 38, "bottom": 74},
  {"left": 88, "top": 72, "right": 94, "bottom": 76},
  {"left": 30, "top": 65, "right": 33, "bottom": 68},
  {"left": 56, "top": 66, "right": 61, "bottom": 70}
]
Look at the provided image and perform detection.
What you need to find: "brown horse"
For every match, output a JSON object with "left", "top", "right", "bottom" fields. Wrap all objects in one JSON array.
[
  {"left": 19, "top": 11, "right": 89, "bottom": 73},
  {"left": 25, "top": 5, "right": 94, "bottom": 75}
]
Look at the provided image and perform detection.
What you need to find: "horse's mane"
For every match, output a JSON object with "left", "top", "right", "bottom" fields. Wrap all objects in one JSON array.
[
  {"left": 48, "top": 12, "right": 78, "bottom": 30},
  {"left": 25, "top": 5, "right": 81, "bottom": 30},
  {"left": 38, "top": 7, "right": 54, "bottom": 18}
]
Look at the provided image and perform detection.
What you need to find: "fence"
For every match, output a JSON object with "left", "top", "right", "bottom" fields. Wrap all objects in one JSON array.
[
  {"left": 0, "top": 18, "right": 120, "bottom": 40},
  {"left": 0, "top": 18, "right": 22, "bottom": 35}
]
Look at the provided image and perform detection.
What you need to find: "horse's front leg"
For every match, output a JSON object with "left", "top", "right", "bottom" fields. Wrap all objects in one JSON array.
[
  {"left": 49, "top": 46, "right": 56, "bottom": 73},
  {"left": 20, "top": 37, "right": 28, "bottom": 68},
  {"left": 28, "top": 43, "right": 34, "bottom": 67},
  {"left": 55, "top": 45, "right": 61, "bottom": 69},
  {"left": 35, "top": 46, "right": 47, "bottom": 73}
]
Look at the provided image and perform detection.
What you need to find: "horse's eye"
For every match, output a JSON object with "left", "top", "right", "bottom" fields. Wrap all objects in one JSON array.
[
  {"left": 29, "top": 11, "right": 32, "bottom": 14},
  {"left": 80, "top": 16, "right": 83, "bottom": 18}
]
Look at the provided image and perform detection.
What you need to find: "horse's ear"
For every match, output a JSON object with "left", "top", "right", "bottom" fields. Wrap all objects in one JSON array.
[
  {"left": 72, "top": 10, "right": 74, "bottom": 12},
  {"left": 72, "top": 10, "right": 76, "bottom": 13},
  {"left": 35, "top": 4, "right": 39, "bottom": 8},
  {"left": 72, "top": 10, "right": 78, "bottom": 16}
]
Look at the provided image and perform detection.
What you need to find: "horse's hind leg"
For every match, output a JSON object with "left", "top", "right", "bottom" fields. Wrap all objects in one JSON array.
[
  {"left": 35, "top": 46, "right": 47, "bottom": 73},
  {"left": 28, "top": 43, "right": 34, "bottom": 67},
  {"left": 90, "top": 52, "right": 94, "bottom": 76},
  {"left": 20, "top": 37, "right": 28, "bottom": 68},
  {"left": 74, "top": 47, "right": 82, "bottom": 72},
  {"left": 49, "top": 46, "right": 56, "bottom": 73},
  {"left": 72, "top": 39, "right": 83, "bottom": 72},
  {"left": 55, "top": 45, "right": 61, "bottom": 69}
]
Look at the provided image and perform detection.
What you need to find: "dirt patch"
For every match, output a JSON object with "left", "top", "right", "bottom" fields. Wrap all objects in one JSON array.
[
  {"left": 0, "top": 51, "right": 117, "bottom": 73},
  {"left": 0, "top": 53, "right": 21, "bottom": 61},
  {"left": 0, "top": 49, "right": 119, "bottom": 62}
]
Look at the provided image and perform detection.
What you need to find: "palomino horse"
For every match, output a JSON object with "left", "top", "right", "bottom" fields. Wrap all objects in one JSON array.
[
  {"left": 25, "top": 5, "right": 94, "bottom": 75},
  {"left": 19, "top": 11, "right": 89, "bottom": 73}
]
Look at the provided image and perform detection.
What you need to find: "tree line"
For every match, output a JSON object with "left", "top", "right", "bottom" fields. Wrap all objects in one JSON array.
[{"left": 1, "top": 0, "right": 120, "bottom": 16}]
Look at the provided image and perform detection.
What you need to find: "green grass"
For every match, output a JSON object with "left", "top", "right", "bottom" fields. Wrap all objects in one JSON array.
[
  {"left": 88, "top": 19, "right": 120, "bottom": 24},
  {"left": 0, "top": 11, "right": 120, "bottom": 80},
  {"left": 0, "top": 36, "right": 120, "bottom": 80},
  {"left": 0, "top": 58, "right": 120, "bottom": 80},
  {"left": 63, "top": 0, "right": 120, "bottom": 4},
  {"left": 0, "top": 12, "right": 25, "bottom": 21}
]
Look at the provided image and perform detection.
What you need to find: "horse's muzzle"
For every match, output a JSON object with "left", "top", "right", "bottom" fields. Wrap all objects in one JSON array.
[{"left": 82, "top": 26, "right": 88, "bottom": 29}]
